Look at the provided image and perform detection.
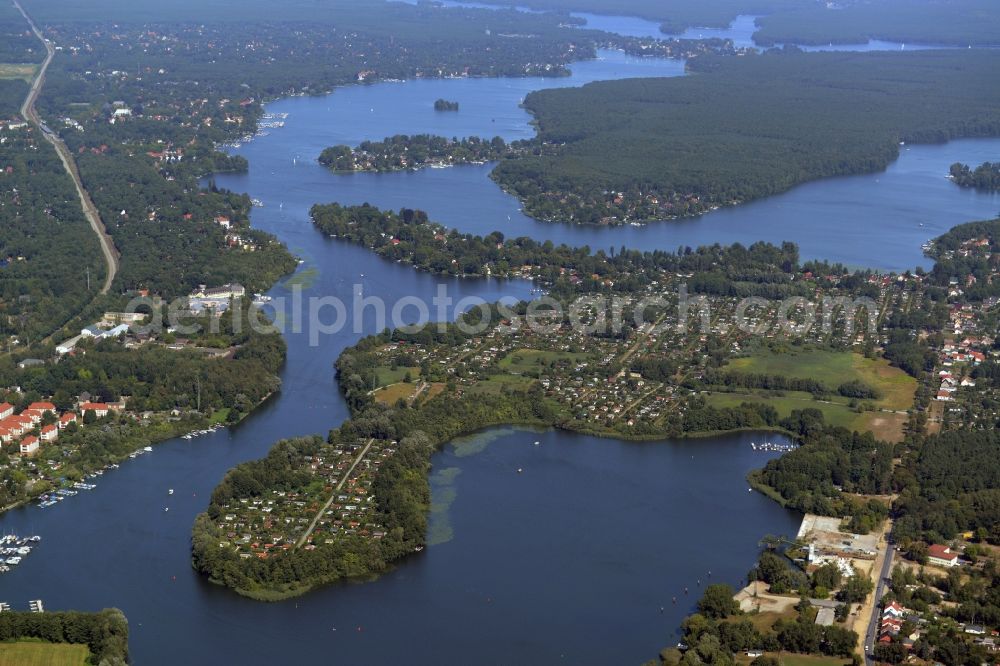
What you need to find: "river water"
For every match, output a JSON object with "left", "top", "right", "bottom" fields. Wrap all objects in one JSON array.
[{"left": 1, "top": 12, "right": 998, "bottom": 665}]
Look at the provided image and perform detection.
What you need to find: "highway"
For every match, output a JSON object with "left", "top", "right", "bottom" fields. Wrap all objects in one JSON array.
[{"left": 13, "top": 0, "right": 119, "bottom": 295}]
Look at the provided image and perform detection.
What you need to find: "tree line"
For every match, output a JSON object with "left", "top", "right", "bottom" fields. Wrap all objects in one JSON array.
[{"left": 0, "top": 608, "right": 129, "bottom": 665}]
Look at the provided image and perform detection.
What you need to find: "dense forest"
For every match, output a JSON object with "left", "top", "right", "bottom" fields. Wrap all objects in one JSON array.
[
  {"left": 748, "top": 408, "right": 893, "bottom": 530},
  {"left": 310, "top": 202, "right": 811, "bottom": 299},
  {"left": 0, "top": 129, "right": 107, "bottom": 344},
  {"left": 949, "top": 162, "right": 1000, "bottom": 191},
  {"left": 433, "top": 99, "right": 459, "bottom": 112},
  {"left": 0, "top": 79, "right": 28, "bottom": 117},
  {"left": 0, "top": 3, "right": 44, "bottom": 62},
  {"left": 0, "top": 608, "right": 129, "bottom": 665},
  {"left": 755, "top": 413, "right": 1000, "bottom": 547},
  {"left": 492, "top": 50, "right": 1000, "bottom": 224},
  {"left": 893, "top": 429, "right": 1000, "bottom": 547}
]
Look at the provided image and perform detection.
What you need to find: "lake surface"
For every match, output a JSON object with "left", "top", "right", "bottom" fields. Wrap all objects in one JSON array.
[
  {"left": 0, "top": 422, "right": 797, "bottom": 664},
  {"left": 224, "top": 49, "right": 1000, "bottom": 271},
  {"left": 2, "top": 13, "right": 998, "bottom": 665}
]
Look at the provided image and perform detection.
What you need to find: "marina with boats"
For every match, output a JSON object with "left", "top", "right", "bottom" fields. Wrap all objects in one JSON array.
[
  {"left": 750, "top": 440, "right": 796, "bottom": 453},
  {"left": 182, "top": 424, "right": 225, "bottom": 440},
  {"left": 0, "top": 534, "right": 41, "bottom": 573}
]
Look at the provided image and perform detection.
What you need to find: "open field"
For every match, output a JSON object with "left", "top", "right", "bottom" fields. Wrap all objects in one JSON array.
[
  {"left": 498, "top": 348, "right": 592, "bottom": 373},
  {"left": 705, "top": 390, "right": 859, "bottom": 428},
  {"left": 705, "top": 390, "right": 908, "bottom": 442},
  {"left": 713, "top": 350, "right": 916, "bottom": 440},
  {"left": 465, "top": 373, "right": 535, "bottom": 395},
  {"left": 372, "top": 381, "right": 418, "bottom": 405},
  {"left": 374, "top": 365, "right": 419, "bottom": 386},
  {"left": 725, "top": 350, "right": 915, "bottom": 410},
  {"left": 0, "top": 641, "right": 90, "bottom": 666},
  {"left": 0, "top": 63, "right": 37, "bottom": 81},
  {"left": 423, "top": 382, "right": 446, "bottom": 401}
]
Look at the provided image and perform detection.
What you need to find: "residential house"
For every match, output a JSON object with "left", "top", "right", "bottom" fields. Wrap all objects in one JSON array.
[
  {"left": 19, "top": 435, "right": 38, "bottom": 456},
  {"left": 928, "top": 544, "right": 960, "bottom": 568},
  {"left": 79, "top": 402, "right": 111, "bottom": 418}
]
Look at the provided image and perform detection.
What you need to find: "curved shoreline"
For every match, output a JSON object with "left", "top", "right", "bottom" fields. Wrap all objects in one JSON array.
[{"left": 193, "top": 420, "right": 799, "bottom": 601}]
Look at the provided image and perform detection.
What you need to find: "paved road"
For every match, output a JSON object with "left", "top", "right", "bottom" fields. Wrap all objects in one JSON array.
[
  {"left": 295, "top": 438, "right": 375, "bottom": 548},
  {"left": 864, "top": 541, "right": 895, "bottom": 666},
  {"left": 14, "top": 0, "right": 119, "bottom": 295}
]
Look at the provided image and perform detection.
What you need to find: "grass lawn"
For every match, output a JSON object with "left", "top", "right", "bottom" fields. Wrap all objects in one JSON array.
[
  {"left": 742, "top": 608, "right": 797, "bottom": 633},
  {"left": 703, "top": 389, "right": 907, "bottom": 441},
  {"left": 466, "top": 373, "right": 535, "bottom": 395},
  {"left": 0, "top": 63, "right": 37, "bottom": 81},
  {"left": 0, "top": 641, "right": 90, "bottom": 666},
  {"left": 210, "top": 408, "right": 231, "bottom": 424},
  {"left": 705, "top": 390, "right": 859, "bottom": 428},
  {"left": 374, "top": 366, "right": 420, "bottom": 387},
  {"left": 498, "top": 348, "right": 591, "bottom": 373},
  {"left": 716, "top": 350, "right": 916, "bottom": 440},
  {"left": 725, "top": 350, "right": 915, "bottom": 411}
]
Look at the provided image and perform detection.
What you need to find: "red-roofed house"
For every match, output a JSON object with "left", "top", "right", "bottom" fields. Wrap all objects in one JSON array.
[
  {"left": 58, "top": 412, "right": 77, "bottom": 429},
  {"left": 40, "top": 424, "right": 58, "bottom": 442},
  {"left": 27, "top": 401, "right": 56, "bottom": 413},
  {"left": 928, "top": 544, "right": 960, "bottom": 568},
  {"left": 883, "top": 602, "right": 906, "bottom": 619},
  {"left": 20, "top": 409, "right": 43, "bottom": 424},
  {"left": 80, "top": 402, "right": 110, "bottom": 418},
  {"left": 881, "top": 618, "right": 902, "bottom": 634},
  {"left": 0, "top": 418, "right": 26, "bottom": 438},
  {"left": 0, "top": 402, "right": 13, "bottom": 419},
  {"left": 19, "top": 435, "right": 38, "bottom": 456}
]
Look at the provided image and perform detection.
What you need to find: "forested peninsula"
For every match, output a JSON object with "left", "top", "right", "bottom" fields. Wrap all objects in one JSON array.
[
  {"left": 949, "top": 162, "right": 1000, "bottom": 191},
  {"left": 490, "top": 49, "right": 1000, "bottom": 224}
]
